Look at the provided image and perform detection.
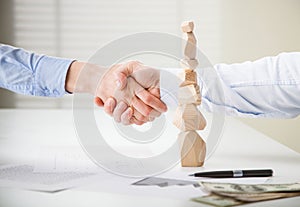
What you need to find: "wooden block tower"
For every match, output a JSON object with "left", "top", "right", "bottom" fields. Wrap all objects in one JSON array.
[{"left": 173, "top": 21, "right": 207, "bottom": 167}]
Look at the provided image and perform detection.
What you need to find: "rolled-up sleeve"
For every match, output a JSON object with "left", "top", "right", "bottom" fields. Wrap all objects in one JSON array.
[
  {"left": 0, "top": 44, "right": 74, "bottom": 97},
  {"left": 160, "top": 52, "right": 300, "bottom": 118}
]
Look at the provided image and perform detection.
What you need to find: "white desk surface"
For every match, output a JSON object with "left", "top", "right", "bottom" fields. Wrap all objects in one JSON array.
[{"left": 0, "top": 109, "right": 299, "bottom": 207}]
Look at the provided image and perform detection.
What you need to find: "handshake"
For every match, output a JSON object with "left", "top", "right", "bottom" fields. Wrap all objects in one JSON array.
[{"left": 66, "top": 61, "right": 168, "bottom": 125}]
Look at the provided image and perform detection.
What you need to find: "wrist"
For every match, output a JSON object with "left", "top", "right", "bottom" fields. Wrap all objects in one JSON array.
[
  {"left": 65, "top": 61, "right": 108, "bottom": 95},
  {"left": 65, "top": 61, "right": 82, "bottom": 93}
]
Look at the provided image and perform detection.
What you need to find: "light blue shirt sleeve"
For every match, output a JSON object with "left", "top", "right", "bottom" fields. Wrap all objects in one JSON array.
[
  {"left": 0, "top": 44, "right": 74, "bottom": 97},
  {"left": 160, "top": 52, "right": 300, "bottom": 118}
]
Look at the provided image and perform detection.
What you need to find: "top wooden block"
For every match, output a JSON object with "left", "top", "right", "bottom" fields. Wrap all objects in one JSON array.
[{"left": 181, "top": 21, "right": 194, "bottom": 33}]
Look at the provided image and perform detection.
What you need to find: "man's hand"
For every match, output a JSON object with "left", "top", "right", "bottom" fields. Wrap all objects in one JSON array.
[
  {"left": 95, "top": 61, "right": 167, "bottom": 125},
  {"left": 102, "top": 61, "right": 167, "bottom": 125},
  {"left": 66, "top": 61, "right": 167, "bottom": 125}
]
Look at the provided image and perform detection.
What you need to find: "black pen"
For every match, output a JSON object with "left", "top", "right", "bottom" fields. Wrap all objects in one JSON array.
[{"left": 189, "top": 169, "right": 273, "bottom": 178}]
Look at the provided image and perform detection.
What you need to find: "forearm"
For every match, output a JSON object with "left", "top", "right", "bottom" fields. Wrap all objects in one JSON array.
[
  {"left": 0, "top": 44, "right": 73, "bottom": 97},
  {"left": 160, "top": 52, "right": 300, "bottom": 118}
]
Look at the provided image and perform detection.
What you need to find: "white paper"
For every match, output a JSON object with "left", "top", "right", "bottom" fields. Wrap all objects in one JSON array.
[
  {"left": 33, "top": 147, "right": 101, "bottom": 173},
  {"left": 0, "top": 164, "right": 98, "bottom": 192},
  {"left": 16, "top": 145, "right": 268, "bottom": 196},
  {"left": 78, "top": 174, "right": 209, "bottom": 200}
]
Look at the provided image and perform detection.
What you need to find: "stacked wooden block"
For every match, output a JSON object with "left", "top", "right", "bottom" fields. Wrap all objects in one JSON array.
[{"left": 173, "top": 21, "right": 207, "bottom": 167}]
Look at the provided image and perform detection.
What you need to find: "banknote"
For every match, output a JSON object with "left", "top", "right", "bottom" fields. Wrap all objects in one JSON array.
[
  {"left": 215, "top": 191, "right": 300, "bottom": 202},
  {"left": 192, "top": 194, "right": 243, "bottom": 207},
  {"left": 192, "top": 192, "right": 300, "bottom": 207},
  {"left": 200, "top": 182, "right": 300, "bottom": 194},
  {"left": 192, "top": 182, "right": 300, "bottom": 207}
]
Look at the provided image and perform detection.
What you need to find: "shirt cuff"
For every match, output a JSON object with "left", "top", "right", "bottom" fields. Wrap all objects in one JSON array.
[
  {"left": 35, "top": 56, "right": 74, "bottom": 97},
  {"left": 159, "top": 68, "right": 181, "bottom": 109}
]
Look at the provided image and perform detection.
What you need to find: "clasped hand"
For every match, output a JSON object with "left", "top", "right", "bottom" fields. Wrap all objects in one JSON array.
[{"left": 95, "top": 61, "right": 167, "bottom": 125}]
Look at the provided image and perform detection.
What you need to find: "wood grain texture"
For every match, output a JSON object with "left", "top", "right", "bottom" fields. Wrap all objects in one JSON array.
[
  {"left": 173, "top": 104, "right": 206, "bottom": 131},
  {"left": 184, "top": 32, "right": 197, "bottom": 59},
  {"left": 178, "top": 131, "right": 206, "bottom": 167},
  {"left": 179, "top": 69, "right": 197, "bottom": 87},
  {"left": 178, "top": 84, "right": 201, "bottom": 105}
]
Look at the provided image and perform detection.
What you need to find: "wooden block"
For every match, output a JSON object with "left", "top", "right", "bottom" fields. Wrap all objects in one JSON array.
[
  {"left": 181, "top": 21, "right": 194, "bottom": 33},
  {"left": 178, "top": 69, "right": 197, "bottom": 86},
  {"left": 180, "top": 58, "right": 199, "bottom": 70},
  {"left": 195, "top": 84, "right": 200, "bottom": 95},
  {"left": 178, "top": 131, "right": 206, "bottom": 167},
  {"left": 173, "top": 104, "right": 206, "bottom": 131},
  {"left": 184, "top": 32, "right": 197, "bottom": 59},
  {"left": 178, "top": 84, "right": 201, "bottom": 105}
]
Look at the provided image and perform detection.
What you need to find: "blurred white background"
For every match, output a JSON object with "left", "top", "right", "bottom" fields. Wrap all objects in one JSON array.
[{"left": 0, "top": 0, "right": 299, "bottom": 152}]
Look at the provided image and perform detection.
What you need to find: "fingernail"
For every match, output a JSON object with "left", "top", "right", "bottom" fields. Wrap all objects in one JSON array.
[
  {"left": 116, "top": 80, "right": 121, "bottom": 88},
  {"left": 163, "top": 105, "right": 168, "bottom": 112},
  {"left": 108, "top": 99, "right": 114, "bottom": 112}
]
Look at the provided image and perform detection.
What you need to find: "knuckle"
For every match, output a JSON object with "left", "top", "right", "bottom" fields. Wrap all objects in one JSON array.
[
  {"left": 128, "top": 60, "right": 140, "bottom": 66},
  {"left": 127, "top": 61, "right": 138, "bottom": 69}
]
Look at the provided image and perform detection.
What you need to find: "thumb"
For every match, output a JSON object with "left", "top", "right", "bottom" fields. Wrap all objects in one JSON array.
[
  {"left": 114, "top": 61, "right": 142, "bottom": 89},
  {"left": 115, "top": 72, "right": 128, "bottom": 90}
]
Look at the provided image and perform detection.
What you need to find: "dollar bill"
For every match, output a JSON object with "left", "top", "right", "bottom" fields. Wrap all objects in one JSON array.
[
  {"left": 192, "top": 194, "right": 244, "bottom": 207},
  {"left": 192, "top": 182, "right": 300, "bottom": 207},
  {"left": 200, "top": 182, "right": 300, "bottom": 194},
  {"left": 192, "top": 192, "right": 300, "bottom": 207},
  {"left": 215, "top": 191, "right": 300, "bottom": 202}
]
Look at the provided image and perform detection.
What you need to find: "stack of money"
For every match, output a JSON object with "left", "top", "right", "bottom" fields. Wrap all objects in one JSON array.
[{"left": 192, "top": 182, "right": 300, "bottom": 207}]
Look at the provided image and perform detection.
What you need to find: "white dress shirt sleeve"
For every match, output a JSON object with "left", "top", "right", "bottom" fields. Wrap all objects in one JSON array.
[{"left": 160, "top": 52, "right": 300, "bottom": 118}]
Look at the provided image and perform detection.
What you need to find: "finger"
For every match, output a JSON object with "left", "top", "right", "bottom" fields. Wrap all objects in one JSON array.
[
  {"left": 123, "top": 61, "right": 142, "bottom": 75},
  {"left": 149, "top": 109, "right": 161, "bottom": 118},
  {"left": 132, "top": 109, "right": 148, "bottom": 123},
  {"left": 104, "top": 97, "right": 117, "bottom": 116},
  {"left": 115, "top": 72, "right": 127, "bottom": 90},
  {"left": 149, "top": 117, "right": 155, "bottom": 122},
  {"left": 120, "top": 107, "right": 133, "bottom": 125},
  {"left": 130, "top": 116, "right": 145, "bottom": 125},
  {"left": 133, "top": 108, "right": 160, "bottom": 119},
  {"left": 135, "top": 88, "right": 167, "bottom": 113},
  {"left": 94, "top": 97, "right": 104, "bottom": 107},
  {"left": 113, "top": 101, "right": 128, "bottom": 123},
  {"left": 149, "top": 87, "right": 161, "bottom": 98},
  {"left": 131, "top": 96, "right": 153, "bottom": 117},
  {"left": 114, "top": 61, "right": 142, "bottom": 89},
  {"left": 148, "top": 87, "right": 167, "bottom": 114}
]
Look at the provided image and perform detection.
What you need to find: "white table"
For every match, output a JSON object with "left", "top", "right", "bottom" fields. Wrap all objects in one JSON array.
[{"left": 0, "top": 109, "right": 299, "bottom": 207}]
